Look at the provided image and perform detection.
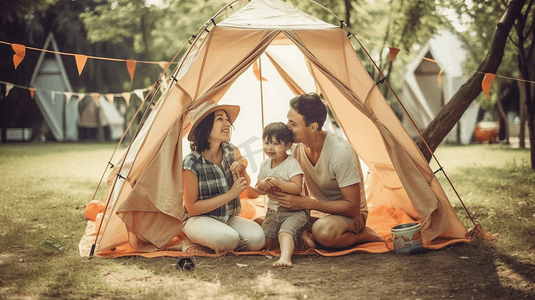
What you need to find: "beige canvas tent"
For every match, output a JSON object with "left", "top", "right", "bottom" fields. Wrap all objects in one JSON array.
[{"left": 82, "top": 0, "right": 471, "bottom": 258}]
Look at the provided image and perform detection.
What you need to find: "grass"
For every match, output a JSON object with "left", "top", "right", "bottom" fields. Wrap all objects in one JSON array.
[{"left": 1, "top": 142, "right": 534, "bottom": 299}]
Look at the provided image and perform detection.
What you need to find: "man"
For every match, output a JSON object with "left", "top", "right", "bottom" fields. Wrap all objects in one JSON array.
[{"left": 270, "top": 92, "right": 383, "bottom": 249}]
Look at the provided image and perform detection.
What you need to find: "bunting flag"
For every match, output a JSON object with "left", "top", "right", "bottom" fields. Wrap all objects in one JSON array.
[
  {"left": 437, "top": 69, "right": 444, "bottom": 86},
  {"left": 126, "top": 60, "right": 136, "bottom": 83},
  {"left": 75, "top": 55, "right": 88, "bottom": 75},
  {"left": 12, "top": 44, "right": 26, "bottom": 69},
  {"left": 122, "top": 92, "right": 131, "bottom": 106},
  {"left": 64, "top": 92, "right": 73, "bottom": 103},
  {"left": 158, "top": 61, "right": 171, "bottom": 71},
  {"left": 28, "top": 88, "right": 36, "bottom": 99},
  {"left": 5, "top": 83, "right": 14, "bottom": 96},
  {"left": 105, "top": 93, "right": 114, "bottom": 104},
  {"left": 482, "top": 73, "right": 496, "bottom": 99},
  {"left": 253, "top": 61, "right": 267, "bottom": 82},
  {"left": 77, "top": 93, "right": 86, "bottom": 103},
  {"left": 133, "top": 89, "right": 144, "bottom": 102},
  {"left": 91, "top": 93, "right": 100, "bottom": 107},
  {"left": 389, "top": 47, "right": 400, "bottom": 62}
]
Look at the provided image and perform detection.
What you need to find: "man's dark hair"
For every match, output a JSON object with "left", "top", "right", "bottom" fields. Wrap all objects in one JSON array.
[
  {"left": 190, "top": 111, "right": 215, "bottom": 153},
  {"left": 289, "top": 92, "right": 327, "bottom": 131},
  {"left": 262, "top": 122, "right": 293, "bottom": 144}
]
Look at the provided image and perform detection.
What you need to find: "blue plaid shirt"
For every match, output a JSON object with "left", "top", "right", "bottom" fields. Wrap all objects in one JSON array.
[{"left": 182, "top": 141, "right": 241, "bottom": 223}]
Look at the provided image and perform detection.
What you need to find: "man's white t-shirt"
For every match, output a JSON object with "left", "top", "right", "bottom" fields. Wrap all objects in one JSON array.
[
  {"left": 257, "top": 155, "right": 304, "bottom": 211},
  {"left": 292, "top": 132, "right": 368, "bottom": 218}
]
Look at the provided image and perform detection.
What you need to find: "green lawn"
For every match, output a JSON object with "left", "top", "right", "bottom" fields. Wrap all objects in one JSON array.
[{"left": 0, "top": 142, "right": 533, "bottom": 299}]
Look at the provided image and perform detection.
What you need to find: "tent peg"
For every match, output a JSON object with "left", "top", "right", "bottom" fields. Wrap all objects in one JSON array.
[
  {"left": 433, "top": 167, "right": 444, "bottom": 174},
  {"left": 88, "top": 244, "right": 96, "bottom": 259},
  {"left": 116, "top": 174, "right": 126, "bottom": 180},
  {"left": 210, "top": 18, "right": 216, "bottom": 26},
  {"left": 108, "top": 162, "right": 114, "bottom": 169}
]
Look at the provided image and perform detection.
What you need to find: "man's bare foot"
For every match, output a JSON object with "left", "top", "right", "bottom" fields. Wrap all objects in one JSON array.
[
  {"left": 301, "top": 230, "right": 316, "bottom": 249},
  {"left": 354, "top": 226, "right": 384, "bottom": 244},
  {"left": 272, "top": 258, "right": 292, "bottom": 268}
]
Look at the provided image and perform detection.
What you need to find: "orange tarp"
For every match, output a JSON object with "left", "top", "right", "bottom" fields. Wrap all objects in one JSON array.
[{"left": 79, "top": 198, "right": 470, "bottom": 258}]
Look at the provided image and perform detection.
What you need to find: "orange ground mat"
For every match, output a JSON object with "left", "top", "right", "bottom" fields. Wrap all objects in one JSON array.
[{"left": 79, "top": 198, "right": 470, "bottom": 258}]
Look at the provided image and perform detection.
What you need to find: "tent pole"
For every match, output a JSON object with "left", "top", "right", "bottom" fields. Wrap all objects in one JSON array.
[{"left": 259, "top": 56, "right": 265, "bottom": 134}]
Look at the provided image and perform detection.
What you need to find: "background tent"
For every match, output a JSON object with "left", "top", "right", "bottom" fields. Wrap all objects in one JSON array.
[
  {"left": 78, "top": 95, "right": 125, "bottom": 141},
  {"left": 81, "top": 0, "right": 471, "bottom": 258},
  {"left": 29, "top": 33, "right": 78, "bottom": 142},
  {"left": 400, "top": 30, "right": 480, "bottom": 145}
]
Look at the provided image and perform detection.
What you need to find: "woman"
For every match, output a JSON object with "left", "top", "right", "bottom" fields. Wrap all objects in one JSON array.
[{"left": 181, "top": 99, "right": 265, "bottom": 253}]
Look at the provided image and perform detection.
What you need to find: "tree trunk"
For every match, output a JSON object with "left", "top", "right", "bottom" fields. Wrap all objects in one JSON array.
[
  {"left": 496, "top": 93, "right": 510, "bottom": 144},
  {"left": 415, "top": 0, "right": 527, "bottom": 161},
  {"left": 519, "top": 79, "right": 527, "bottom": 148}
]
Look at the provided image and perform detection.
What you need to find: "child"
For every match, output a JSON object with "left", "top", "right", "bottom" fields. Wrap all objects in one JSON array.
[{"left": 254, "top": 122, "right": 309, "bottom": 267}]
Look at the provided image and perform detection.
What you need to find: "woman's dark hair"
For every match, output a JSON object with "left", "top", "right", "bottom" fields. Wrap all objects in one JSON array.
[
  {"left": 289, "top": 92, "right": 327, "bottom": 131},
  {"left": 263, "top": 122, "right": 293, "bottom": 145},
  {"left": 190, "top": 111, "right": 215, "bottom": 153}
]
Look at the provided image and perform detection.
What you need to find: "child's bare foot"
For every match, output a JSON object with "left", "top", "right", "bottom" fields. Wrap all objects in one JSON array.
[{"left": 272, "top": 258, "right": 292, "bottom": 268}]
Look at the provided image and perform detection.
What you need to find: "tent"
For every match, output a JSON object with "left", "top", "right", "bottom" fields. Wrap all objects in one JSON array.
[
  {"left": 78, "top": 95, "right": 125, "bottom": 141},
  {"left": 400, "top": 30, "right": 480, "bottom": 145},
  {"left": 30, "top": 33, "right": 78, "bottom": 141},
  {"left": 80, "top": 0, "right": 471, "bottom": 258}
]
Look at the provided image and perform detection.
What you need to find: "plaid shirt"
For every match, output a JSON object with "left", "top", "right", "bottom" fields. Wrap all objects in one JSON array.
[{"left": 182, "top": 141, "right": 241, "bottom": 223}]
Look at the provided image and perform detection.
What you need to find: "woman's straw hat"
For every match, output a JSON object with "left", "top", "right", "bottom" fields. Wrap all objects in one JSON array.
[{"left": 187, "top": 99, "right": 240, "bottom": 141}]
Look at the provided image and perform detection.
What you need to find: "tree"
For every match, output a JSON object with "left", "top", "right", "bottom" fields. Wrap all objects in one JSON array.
[
  {"left": 415, "top": 0, "right": 527, "bottom": 163},
  {"left": 510, "top": 0, "right": 535, "bottom": 157}
]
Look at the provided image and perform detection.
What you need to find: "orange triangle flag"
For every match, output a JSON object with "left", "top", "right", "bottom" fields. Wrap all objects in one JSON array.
[
  {"left": 158, "top": 61, "right": 171, "bottom": 71},
  {"left": 482, "top": 73, "right": 496, "bottom": 99},
  {"left": 28, "top": 88, "right": 36, "bottom": 99},
  {"left": 253, "top": 61, "right": 267, "bottom": 81},
  {"left": 122, "top": 92, "right": 131, "bottom": 106},
  {"left": 91, "top": 93, "right": 100, "bottom": 107},
  {"left": 105, "top": 93, "right": 114, "bottom": 104},
  {"left": 126, "top": 60, "right": 136, "bottom": 83},
  {"left": 75, "top": 55, "right": 88, "bottom": 75},
  {"left": 389, "top": 47, "right": 400, "bottom": 62},
  {"left": 437, "top": 69, "right": 444, "bottom": 86},
  {"left": 12, "top": 44, "right": 26, "bottom": 69}
]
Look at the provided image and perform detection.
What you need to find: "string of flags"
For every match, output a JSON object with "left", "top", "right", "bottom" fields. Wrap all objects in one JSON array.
[
  {"left": 1, "top": 40, "right": 173, "bottom": 84},
  {"left": 2, "top": 39, "right": 534, "bottom": 101},
  {"left": 0, "top": 80, "right": 150, "bottom": 107}
]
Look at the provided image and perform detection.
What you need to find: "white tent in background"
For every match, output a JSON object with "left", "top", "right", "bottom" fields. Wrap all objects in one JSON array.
[
  {"left": 78, "top": 95, "right": 125, "bottom": 141},
  {"left": 29, "top": 33, "right": 78, "bottom": 141},
  {"left": 401, "top": 30, "right": 480, "bottom": 145}
]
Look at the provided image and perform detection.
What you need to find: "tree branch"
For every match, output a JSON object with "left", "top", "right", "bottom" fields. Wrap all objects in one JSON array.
[{"left": 415, "top": 0, "right": 527, "bottom": 161}]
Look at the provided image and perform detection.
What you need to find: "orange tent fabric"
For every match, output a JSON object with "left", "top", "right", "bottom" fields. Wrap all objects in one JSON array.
[{"left": 80, "top": 0, "right": 471, "bottom": 258}]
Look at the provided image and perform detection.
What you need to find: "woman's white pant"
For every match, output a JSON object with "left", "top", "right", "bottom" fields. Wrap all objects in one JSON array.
[{"left": 183, "top": 215, "right": 265, "bottom": 252}]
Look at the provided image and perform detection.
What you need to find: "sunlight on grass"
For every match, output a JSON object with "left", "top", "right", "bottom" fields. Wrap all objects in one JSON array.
[{"left": 1, "top": 142, "right": 534, "bottom": 299}]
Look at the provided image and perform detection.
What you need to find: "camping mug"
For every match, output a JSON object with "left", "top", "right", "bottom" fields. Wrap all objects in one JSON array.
[{"left": 387, "top": 222, "right": 423, "bottom": 254}]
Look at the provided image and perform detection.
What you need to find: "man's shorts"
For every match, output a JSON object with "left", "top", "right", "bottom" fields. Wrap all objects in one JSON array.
[
  {"left": 262, "top": 208, "right": 310, "bottom": 243},
  {"left": 307, "top": 212, "right": 367, "bottom": 233}
]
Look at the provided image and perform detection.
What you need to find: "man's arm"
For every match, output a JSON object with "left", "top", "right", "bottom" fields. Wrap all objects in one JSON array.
[{"left": 270, "top": 182, "right": 361, "bottom": 218}]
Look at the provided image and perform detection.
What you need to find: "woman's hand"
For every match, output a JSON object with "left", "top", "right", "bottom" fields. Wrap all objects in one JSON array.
[
  {"left": 230, "top": 160, "right": 246, "bottom": 178},
  {"left": 229, "top": 176, "right": 248, "bottom": 198}
]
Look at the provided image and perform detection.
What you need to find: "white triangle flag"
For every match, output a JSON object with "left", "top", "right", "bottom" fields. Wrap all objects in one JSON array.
[
  {"left": 77, "top": 93, "right": 86, "bottom": 103},
  {"left": 134, "top": 89, "right": 145, "bottom": 102},
  {"left": 64, "top": 92, "right": 73, "bottom": 103},
  {"left": 5, "top": 83, "right": 14, "bottom": 97}
]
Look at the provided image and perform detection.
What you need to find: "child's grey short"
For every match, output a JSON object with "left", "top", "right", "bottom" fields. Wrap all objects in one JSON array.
[{"left": 262, "top": 208, "right": 310, "bottom": 243}]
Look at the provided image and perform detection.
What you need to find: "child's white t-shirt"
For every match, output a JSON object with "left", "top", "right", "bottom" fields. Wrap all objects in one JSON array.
[{"left": 257, "top": 155, "right": 304, "bottom": 211}]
